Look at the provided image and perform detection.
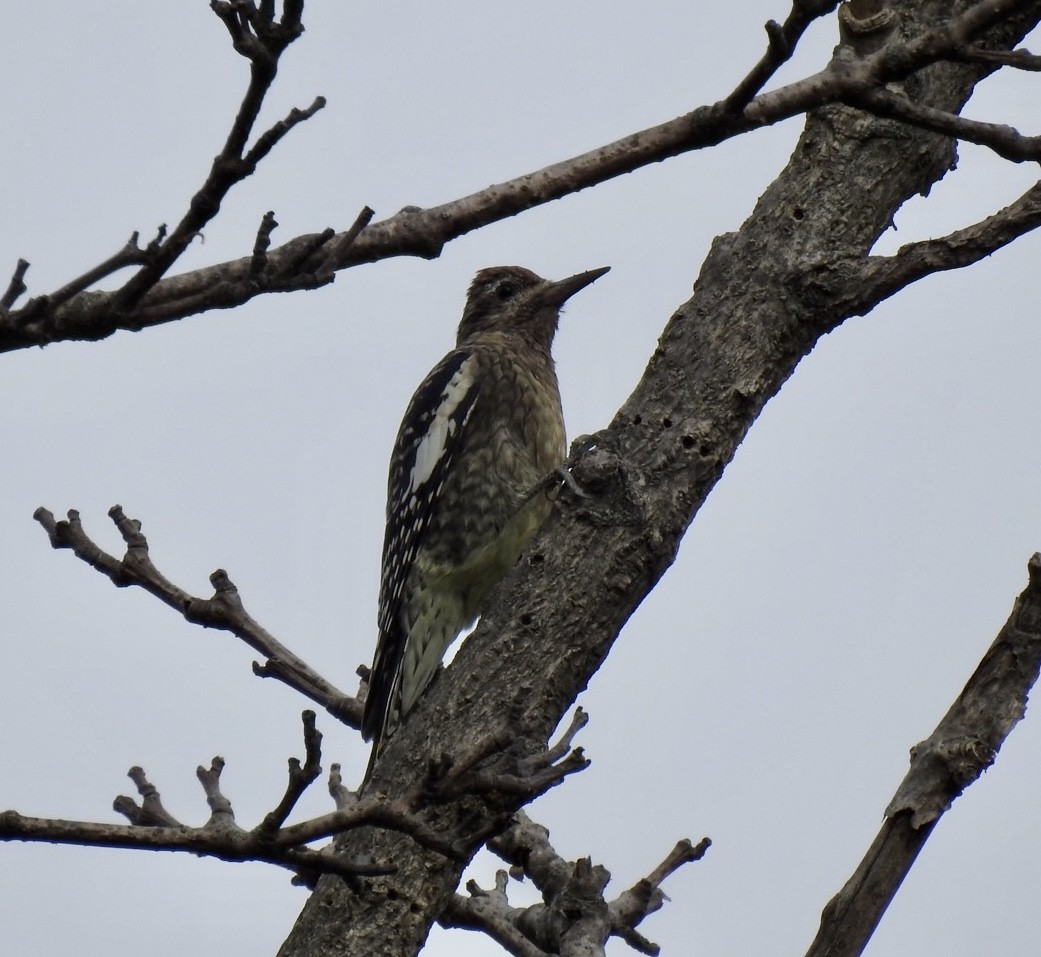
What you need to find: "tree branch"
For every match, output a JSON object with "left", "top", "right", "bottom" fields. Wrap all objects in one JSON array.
[
  {"left": 848, "top": 86, "right": 1041, "bottom": 161},
  {"left": 113, "top": 765, "right": 184, "bottom": 828},
  {"left": 824, "top": 180, "right": 1041, "bottom": 320},
  {"left": 33, "top": 505, "right": 361, "bottom": 727},
  {"left": 724, "top": 0, "right": 840, "bottom": 112},
  {"left": 806, "top": 553, "right": 1041, "bottom": 957},
  {"left": 0, "top": 0, "right": 324, "bottom": 353},
  {"left": 441, "top": 872, "right": 551, "bottom": 957},
  {"left": 107, "top": 1, "right": 318, "bottom": 315},
  {"left": 3, "top": 0, "right": 1038, "bottom": 354},
  {"left": 257, "top": 710, "right": 325, "bottom": 836},
  {"left": 2, "top": 714, "right": 397, "bottom": 881},
  {"left": 607, "top": 839, "right": 713, "bottom": 955},
  {"left": 276, "top": 4, "right": 1041, "bottom": 953},
  {"left": 0, "top": 705, "right": 595, "bottom": 887},
  {"left": 446, "top": 811, "right": 709, "bottom": 955},
  {"left": 18, "top": 3, "right": 1041, "bottom": 954},
  {"left": 951, "top": 42, "right": 1041, "bottom": 69},
  {"left": 0, "top": 258, "right": 30, "bottom": 310}
]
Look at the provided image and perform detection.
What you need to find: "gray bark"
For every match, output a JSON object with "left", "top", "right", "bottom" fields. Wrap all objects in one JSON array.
[{"left": 276, "top": 2, "right": 1041, "bottom": 954}]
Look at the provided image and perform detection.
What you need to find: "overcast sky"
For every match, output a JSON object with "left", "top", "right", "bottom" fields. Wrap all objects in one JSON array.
[{"left": 2, "top": 3, "right": 1041, "bottom": 955}]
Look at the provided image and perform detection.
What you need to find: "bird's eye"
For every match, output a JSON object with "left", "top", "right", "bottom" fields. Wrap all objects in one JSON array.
[{"left": 495, "top": 281, "right": 516, "bottom": 301}]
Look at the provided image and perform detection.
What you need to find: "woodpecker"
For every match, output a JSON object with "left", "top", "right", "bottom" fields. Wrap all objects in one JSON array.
[{"left": 363, "top": 264, "right": 610, "bottom": 768}]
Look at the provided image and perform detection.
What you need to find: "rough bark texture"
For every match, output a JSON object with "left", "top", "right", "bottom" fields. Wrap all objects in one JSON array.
[
  {"left": 277, "top": 2, "right": 1041, "bottom": 954},
  {"left": 807, "top": 553, "right": 1041, "bottom": 957}
]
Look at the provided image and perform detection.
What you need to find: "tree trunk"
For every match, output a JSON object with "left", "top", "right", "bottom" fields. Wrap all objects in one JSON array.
[{"left": 277, "top": 2, "right": 1041, "bottom": 953}]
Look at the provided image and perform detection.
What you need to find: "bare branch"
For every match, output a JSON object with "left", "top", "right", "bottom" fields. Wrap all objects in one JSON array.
[
  {"left": 1, "top": 258, "right": 30, "bottom": 310},
  {"left": 274, "top": 797, "right": 467, "bottom": 860},
  {"left": 490, "top": 812, "right": 571, "bottom": 895},
  {"left": 62, "top": 710, "right": 561, "bottom": 882},
  {"left": 45, "top": 228, "right": 167, "bottom": 310},
  {"left": 251, "top": 211, "right": 279, "bottom": 276},
  {"left": 639, "top": 837, "right": 712, "bottom": 890},
  {"left": 540, "top": 707, "right": 589, "bottom": 766},
  {"left": 451, "top": 813, "right": 708, "bottom": 956},
  {"left": 244, "top": 95, "right": 326, "bottom": 169},
  {"left": 313, "top": 205, "right": 376, "bottom": 278},
  {"left": 725, "top": 0, "right": 840, "bottom": 111},
  {"left": 257, "top": 711, "right": 324, "bottom": 835},
  {"left": 328, "top": 763, "right": 356, "bottom": 811},
  {"left": 608, "top": 838, "right": 713, "bottom": 956},
  {"left": 825, "top": 180, "right": 1041, "bottom": 320},
  {"left": 807, "top": 553, "right": 1041, "bottom": 957},
  {"left": 889, "top": 554, "right": 1041, "bottom": 822},
  {"left": 421, "top": 708, "right": 591, "bottom": 805},
  {"left": 0, "top": 806, "right": 389, "bottom": 880},
  {"left": 280, "top": 225, "right": 338, "bottom": 275},
  {"left": 848, "top": 87, "right": 1041, "bottom": 161},
  {"left": 952, "top": 42, "right": 1041, "bottom": 69},
  {"left": 14, "top": 229, "right": 166, "bottom": 323},
  {"left": 197, "top": 758, "right": 239, "bottom": 831},
  {"left": 284, "top": 717, "right": 593, "bottom": 860},
  {"left": 106, "top": 1, "right": 318, "bottom": 316},
  {"left": 32, "top": 506, "right": 361, "bottom": 727},
  {"left": 441, "top": 872, "right": 552, "bottom": 957},
  {"left": 113, "top": 766, "right": 184, "bottom": 827},
  {"left": 2, "top": 712, "right": 459, "bottom": 879},
  {"left": 5, "top": 1, "right": 1039, "bottom": 355},
  {"left": 280, "top": 3, "right": 1041, "bottom": 947}
]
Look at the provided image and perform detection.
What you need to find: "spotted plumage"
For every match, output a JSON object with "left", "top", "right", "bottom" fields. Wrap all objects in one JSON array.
[{"left": 362, "top": 265, "right": 609, "bottom": 772}]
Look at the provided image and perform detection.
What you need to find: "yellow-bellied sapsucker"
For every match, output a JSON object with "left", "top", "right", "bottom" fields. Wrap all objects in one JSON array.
[{"left": 362, "top": 264, "right": 609, "bottom": 767}]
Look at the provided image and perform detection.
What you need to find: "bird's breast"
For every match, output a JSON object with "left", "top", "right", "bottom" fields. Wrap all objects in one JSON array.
[{"left": 416, "top": 351, "right": 564, "bottom": 607}]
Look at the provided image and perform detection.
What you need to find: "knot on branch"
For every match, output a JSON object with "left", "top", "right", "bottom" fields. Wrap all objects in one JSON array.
[
  {"left": 564, "top": 431, "right": 644, "bottom": 527},
  {"left": 447, "top": 809, "right": 711, "bottom": 955},
  {"left": 422, "top": 707, "right": 591, "bottom": 810},
  {"left": 839, "top": 0, "right": 899, "bottom": 55},
  {"left": 34, "top": 505, "right": 362, "bottom": 728},
  {"left": 211, "top": 0, "right": 304, "bottom": 66},
  {"left": 887, "top": 733, "right": 997, "bottom": 827},
  {"left": 105, "top": 711, "right": 394, "bottom": 882}
]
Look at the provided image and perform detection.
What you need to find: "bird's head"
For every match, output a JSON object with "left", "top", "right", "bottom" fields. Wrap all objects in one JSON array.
[{"left": 456, "top": 265, "right": 610, "bottom": 349}]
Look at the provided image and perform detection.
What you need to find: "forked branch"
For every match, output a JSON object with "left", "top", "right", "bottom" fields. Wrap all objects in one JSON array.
[
  {"left": 3, "top": 0, "right": 1039, "bottom": 352},
  {"left": 442, "top": 809, "right": 710, "bottom": 956},
  {"left": 33, "top": 505, "right": 361, "bottom": 727}
]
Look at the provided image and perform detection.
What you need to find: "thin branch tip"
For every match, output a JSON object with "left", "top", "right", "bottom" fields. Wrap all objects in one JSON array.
[
  {"left": 34, "top": 506, "right": 356, "bottom": 722},
  {"left": 1, "top": 258, "right": 30, "bottom": 309}
]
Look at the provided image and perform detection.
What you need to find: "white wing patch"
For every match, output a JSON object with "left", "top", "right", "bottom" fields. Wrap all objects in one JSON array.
[{"left": 407, "top": 356, "right": 477, "bottom": 495}]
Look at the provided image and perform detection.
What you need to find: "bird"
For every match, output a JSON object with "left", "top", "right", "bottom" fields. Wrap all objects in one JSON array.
[{"left": 362, "top": 264, "right": 610, "bottom": 772}]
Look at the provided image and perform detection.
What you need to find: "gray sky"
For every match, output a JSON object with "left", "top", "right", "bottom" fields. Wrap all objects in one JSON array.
[{"left": 2, "top": 3, "right": 1040, "bottom": 955}]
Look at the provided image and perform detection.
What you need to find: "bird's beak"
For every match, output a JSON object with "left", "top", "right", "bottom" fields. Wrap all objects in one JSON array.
[{"left": 539, "top": 266, "right": 611, "bottom": 307}]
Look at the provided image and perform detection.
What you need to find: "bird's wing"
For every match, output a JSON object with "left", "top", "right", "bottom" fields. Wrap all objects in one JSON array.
[{"left": 362, "top": 348, "right": 482, "bottom": 745}]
